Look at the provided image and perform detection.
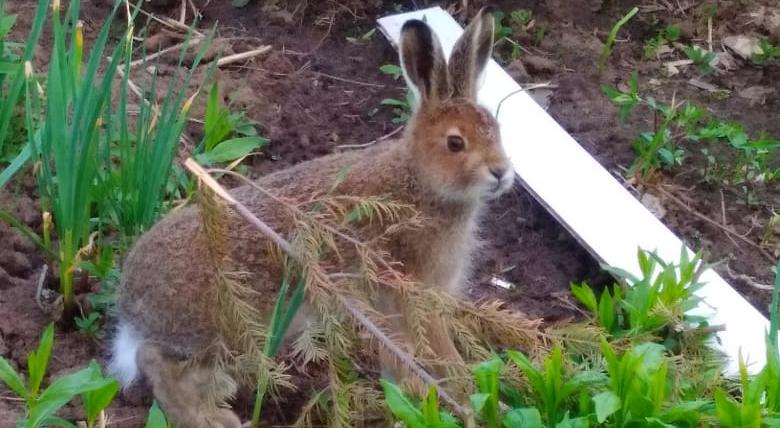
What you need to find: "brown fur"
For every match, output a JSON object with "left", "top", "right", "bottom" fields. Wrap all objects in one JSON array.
[{"left": 115, "top": 8, "right": 511, "bottom": 427}]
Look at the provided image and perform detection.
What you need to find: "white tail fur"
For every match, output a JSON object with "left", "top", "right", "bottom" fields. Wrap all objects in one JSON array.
[{"left": 108, "top": 320, "right": 142, "bottom": 387}]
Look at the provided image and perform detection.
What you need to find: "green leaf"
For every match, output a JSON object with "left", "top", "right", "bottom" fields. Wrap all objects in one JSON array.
[
  {"left": 27, "top": 366, "right": 117, "bottom": 428},
  {"left": 381, "top": 380, "right": 425, "bottom": 428},
  {"left": 195, "top": 136, "right": 268, "bottom": 165},
  {"left": 145, "top": 401, "right": 170, "bottom": 428},
  {"left": 27, "top": 324, "right": 54, "bottom": 396},
  {"left": 0, "top": 356, "right": 27, "bottom": 399},
  {"left": 570, "top": 282, "right": 598, "bottom": 313},
  {"left": 503, "top": 408, "right": 543, "bottom": 428},
  {"left": 593, "top": 391, "right": 620, "bottom": 423},
  {"left": 379, "top": 64, "right": 402, "bottom": 78},
  {"left": 81, "top": 361, "right": 120, "bottom": 426},
  {"left": 470, "top": 393, "right": 490, "bottom": 413}
]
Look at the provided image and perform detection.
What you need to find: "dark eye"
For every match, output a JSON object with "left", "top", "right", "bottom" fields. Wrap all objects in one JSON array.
[{"left": 447, "top": 135, "right": 465, "bottom": 152}]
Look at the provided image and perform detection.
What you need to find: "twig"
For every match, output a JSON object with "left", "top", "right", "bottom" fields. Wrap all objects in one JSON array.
[
  {"left": 135, "top": 6, "right": 204, "bottom": 37},
  {"left": 35, "top": 264, "right": 49, "bottom": 312},
  {"left": 719, "top": 189, "right": 727, "bottom": 226},
  {"left": 335, "top": 125, "right": 404, "bottom": 151},
  {"left": 178, "top": 0, "right": 187, "bottom": 25},
  {"left": 311, "top": 71, "right": 386, "bottom": 88},
  {"left": 215, "top": 46, "right": 273, "bottom": 67},
  {"left": 726, "top": 265, "right": 774, "bottom": 291},
  {"left": 495, "top": 82, "right": 556, "bottom": 118},
  {"left": 182, "top": 157, "right": 469, "bottom": 419},
  {"left": 129, "top": 37, "right": 204, "bottom": 68},
  {"left": 654, "top": 185, "right": 775, "bottom": 261},
  {"left": 707, "top": 17, "right": 713, "bottom": 52}
]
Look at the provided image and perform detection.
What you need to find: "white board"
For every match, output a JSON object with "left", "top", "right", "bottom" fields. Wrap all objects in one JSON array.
[{"left": 378, "top": 7, "right": 773, "bottom": 375}]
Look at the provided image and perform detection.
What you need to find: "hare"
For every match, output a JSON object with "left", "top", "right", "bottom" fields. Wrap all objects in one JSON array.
[{"left": 109, "top": 7, "right": 512, "bottom": 428}]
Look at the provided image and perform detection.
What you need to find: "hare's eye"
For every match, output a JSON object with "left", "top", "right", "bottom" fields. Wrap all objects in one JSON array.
[{"left": 447, "top": 135, "right": 465, "bottom": 152}]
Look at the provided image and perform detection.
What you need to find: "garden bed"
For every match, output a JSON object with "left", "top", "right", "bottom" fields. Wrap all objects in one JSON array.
[{"left": 0, "top": 0, "right": 778, "bottom": 426}]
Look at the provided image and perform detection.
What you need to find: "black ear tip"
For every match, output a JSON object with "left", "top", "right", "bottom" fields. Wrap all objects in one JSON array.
[
  {"left": 401, "top": 19, "right": 431, "bottom": 35},
  {"left": 478, "top": 5, "right": 498, "bottom": 18}
]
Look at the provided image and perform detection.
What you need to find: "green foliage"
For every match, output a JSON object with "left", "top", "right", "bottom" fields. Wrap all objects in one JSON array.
[
  {"left": 602, "top": 71, "right": 778, "bottom": 183},
  {"left": 75, "top": 312, "right": 102, "bottom": 339},
  {"left": 752, "top": 39, "right": 780, "bottom": 65},
  {"left": 194, "top": 79, "right": 268, "bottom": 166},
  {"left": 23, "top": 0, "right": 127, "bottom": 315},
  {"left": 379, "top": 63, "right": 415, "bottom": 124},
  {"left": 643, "top": 25, "right": 681, "bottom": 59},
  {"left": 599, "top": 7, "right": 639, "bottom": 72},
  {"left": 382, "top": 251, "right": 780, "bottom": 428},
  {"left": 250, "top": 274, "right": 307, "bottom": 427},
  {"left": 682, "top": 45, "right": 716, "bottom": 75},
  {"left": 145, "top": 401, "right": 171, "bottom": 428},
  {"left": 0, "top": 324, "right": 119, "bottom": 427},
  {"left": 573, "top": 248, "right": 705, "bottom": 340}
]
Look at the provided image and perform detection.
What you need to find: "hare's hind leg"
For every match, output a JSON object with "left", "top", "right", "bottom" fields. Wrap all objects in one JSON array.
[{"left": 138, "top": 344, "right": 241, "bottom": 428}]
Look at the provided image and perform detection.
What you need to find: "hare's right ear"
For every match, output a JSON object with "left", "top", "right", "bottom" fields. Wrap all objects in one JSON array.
[{"left": 399, "top": 19, "right": 450, "bottom": 108}]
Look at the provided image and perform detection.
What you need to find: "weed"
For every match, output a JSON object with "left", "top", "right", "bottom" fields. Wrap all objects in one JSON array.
[
  {"left": 379, "top": 63, "right": 415, "bottom": 124},
  {"left": 346, "top": 27, "right": 376, "bottom": 45},
  {"left": 683, "top": 45, "right": 716, "bottom": 75},
  {"left": 75, "top": 312, "right": 102, "bottom": 339},
  {"left": 0, "top": 324, "right": 119, "bottom": 427},
  {"left": 599, "top": 7, "right": 639, "bottom": 72},
  {"left": 194, "top": 79, "right": 268, "bottom": 167},
  {"left": 643, "top": 25, "right": 681, "bottom": 59},
  {"left": 752, "top": 39, "right": 780, "bottom": 65}
]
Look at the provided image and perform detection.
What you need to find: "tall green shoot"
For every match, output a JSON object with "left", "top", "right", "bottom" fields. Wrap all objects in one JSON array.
[{"left": 598, "top": 7, "right": 638, "bottom": 72}]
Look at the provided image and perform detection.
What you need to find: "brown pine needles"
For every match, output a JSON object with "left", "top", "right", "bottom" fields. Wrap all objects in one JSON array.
[{"left": 185, "top": 158, "right": 546, "bottom": 424}]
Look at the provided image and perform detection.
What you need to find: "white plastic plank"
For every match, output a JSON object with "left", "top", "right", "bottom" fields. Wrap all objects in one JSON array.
[{"left": 378, "top": 7, "right": 773, "bottom": 375}]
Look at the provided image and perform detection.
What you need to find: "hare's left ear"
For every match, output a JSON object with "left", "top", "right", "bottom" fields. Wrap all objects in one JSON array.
[{"left": 448, "top": 6, "right": 495, "bottom": 99}]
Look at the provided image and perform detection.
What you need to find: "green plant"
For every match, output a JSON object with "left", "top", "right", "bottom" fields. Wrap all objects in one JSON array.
[
  {"left": 600, "top": 71, "right": 640, "bottom": 124},
  {"left": 75, "top": 312, "right": 102, "bottom": 339},
  {"left": 599, "top": 7, "right": 639, "bottom": 72},
  {"left": 752, "top": 39, "right": 780, "bottom": 65},
  {"left": 193, "top": 79, "right": 268, "bottom": 167},
  {"left": 22, "top": 0, "right": 128, "bottom": 316},
  {"left": 250, "top": 274, "right": 306, "bottom": 427},
  {"left": 145, "top": 401, "right": 171, "bottom": 428},
  {"left": 0, "top": 324, "right": 119, "bottom": 427},
  {"left": 383, "top": 381, "right": 460, "bottom": 428},
  {"left": 643, "top": 25, "right": 680, "bottom": 59},
  {"left": 683, "top": 45, "right": 716, "bottom": 75},
  {"left": 572, "top": 248, "right": 705, "bottom": 340},
  {"left": 96, "top": 22, "right": 217, "bottom": 242},
  {"left": 0, "top": 0, "right": 47, "bottom": 181},
  {"left": 507, "top": 346, "right": 589, "bottom": 426},
  {"left": 379, "top": 64, "right": 415, "bottom": 124}
]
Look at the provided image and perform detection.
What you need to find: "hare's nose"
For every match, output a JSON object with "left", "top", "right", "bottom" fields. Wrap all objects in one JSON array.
[{"left": 489, "top": 168, "right": 506, "bottom": 180}]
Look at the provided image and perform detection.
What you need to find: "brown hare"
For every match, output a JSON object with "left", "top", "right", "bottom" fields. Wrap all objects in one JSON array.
[{"left": 110, "top": 7, "right": 512, "bottom": 427}]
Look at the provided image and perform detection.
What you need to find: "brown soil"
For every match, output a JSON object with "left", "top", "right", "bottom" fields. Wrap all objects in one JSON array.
[{"left": 1, "top": 0, "right": 777, "bottom": 426}]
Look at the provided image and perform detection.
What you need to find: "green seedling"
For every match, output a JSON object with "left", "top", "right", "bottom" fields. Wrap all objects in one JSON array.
[
  {"left": 506, "top": 347, "right": 589, "bottom": 426},
  {"left": 643, "top": 25, "right": 681, "bottom": 59},
  {"left": 572, "top": 247, "right": 705, "bottom": 340},
  {"left": 683, "top": 45, "right": 716, "bottom": 75},
  {"left": 510, "top": 9, "right": 533, "bottom": 26},
  {"left": 0, "top": 324, "right": 119, "bottom": 427},
  {"left": 714, "top": 353, "right": 766, "bottom": 427},
  {"left": 250, "top": 274, "right": 306, "bottom": 427},
  {"left": 346, "top": 27, "right": 376, "bottom": 45},
  {"left": 380, "top": 63, "right": 415, "bottom": 124},
  {"left": 194, "top": 79, "right": 268, "bottom": 167},
  {"left": 600, "top": 71, "right": 640, "bottom": 124},
  {"left": 599, "top": 7, "right": 639, "bottom": 72},
  {"left": 382, "top": 381, "right": 460, "bottom": 428},
  {"left": 75, "top": 312, "right": 102, "bottom": 339},
  {"left": 752, "top": 39, "right": 780, "bottom": 65}
]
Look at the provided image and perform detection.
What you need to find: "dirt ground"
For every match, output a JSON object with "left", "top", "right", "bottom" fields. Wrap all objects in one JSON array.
[{"left": 1, "top": 0, "right": 778, "bottom": 426}]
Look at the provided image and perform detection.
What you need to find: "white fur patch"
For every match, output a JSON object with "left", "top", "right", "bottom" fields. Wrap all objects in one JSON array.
[{"left": 108, "top": 320, "right": 142, "bottom": 387}]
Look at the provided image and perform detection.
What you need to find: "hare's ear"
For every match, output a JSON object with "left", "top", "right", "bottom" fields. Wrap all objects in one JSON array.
[
  {"left": 399, "top": 19, "right": 450, "bottom": 107},
  {"left": 448, "top": 6, "right": 495, "bottom": 99}
]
